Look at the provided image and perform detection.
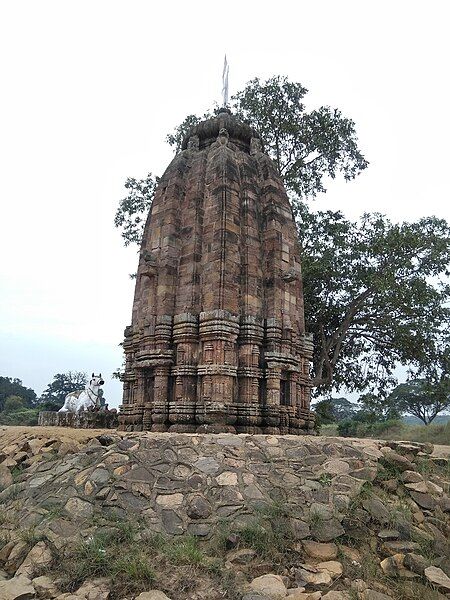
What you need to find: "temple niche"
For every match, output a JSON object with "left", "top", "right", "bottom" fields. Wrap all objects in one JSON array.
[{"left": 118, "top": 109, "right": 315, "bottom": 434}]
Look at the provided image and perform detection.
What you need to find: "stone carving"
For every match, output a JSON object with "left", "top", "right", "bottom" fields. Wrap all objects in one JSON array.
[
  {"left": 119, "top": 110, "right": 315, "bottom": 433},
  {"left": 58, "top": 374, "right": 105, "bottom": 413}
]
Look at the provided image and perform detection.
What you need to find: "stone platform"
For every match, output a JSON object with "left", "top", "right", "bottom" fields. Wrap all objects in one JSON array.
[{"left": 37, "top": 410, "right": 118, "bottom": 429}]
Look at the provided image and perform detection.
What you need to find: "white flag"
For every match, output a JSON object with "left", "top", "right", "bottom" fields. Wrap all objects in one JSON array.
[{"left": 222, "top": 55, "right": 229, "bottom": 106}]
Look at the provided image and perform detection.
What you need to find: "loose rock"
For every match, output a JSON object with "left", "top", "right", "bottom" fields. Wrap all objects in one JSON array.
[
  {"left": 424, "top": 566, "right": 450, "bottom": 591},
  {"left": 249, "top": 574, "right": 287, "bottom": 599}
]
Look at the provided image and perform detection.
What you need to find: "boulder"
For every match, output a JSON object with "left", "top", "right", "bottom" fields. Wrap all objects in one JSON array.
[
  {"left": 135, "top": 592, "right": 173, "bottom": 600},
  {"left": 380, "top": 554, "right": 404, "bottom": 576},
  {"left": 302, "top": 541, "right": 338, "bottom": 560},
  {"left": 381, "top": 541, "right": 421, "bottom": 555},
  {"left": 290, "top": 519, "right": 310, "bottom": 540},
  {"left": 249, "top": 574, "right": 287, "bottom": 599},
  {"left": 424, "top": 566, "right": 450, "bottom": 591},
  {"left": 311, "top": 518, "right": 344, "bottom": 542},
  {"left": 75, "top": 578, "right": 110, "bottom": 599},
  {"left": 31, "top": 575, "right": 60, "bottom": 598},
  {"left": 0, "top": 464, "right": 13, "bottom": 489},
  {"left": 403, "top": 553, "right": 430, "bottom": 576},
  {"left": 0, "top": 574, "right": 36, "bottom": 600},
  {"left": 377, "top": 530, "right": 399, "bottom": 540},
  {"left": 296, "top": 564, "right": 332, "bottom": 587},
  {"left": 64, "top": 498, "right": 93, "bottom": 520},
  {"left": 316, "top": 561, "right": 343, "bottom": 578},
  {"left": 322, "top": 593, "right": 351, "bottom": 599},
  {"left": 362, "top": 497, "right": 390, "bottom": 524},
  {"left": 404, "top": 482, "right": 429, "bottom": 494},
  {"left": 402, "top": 470, "right": 423, "bottom": 483},
  {"left": 409, "top": 491, "right": 436, "bottom": 510},
  {"left": 380, "top": 449, "right": 414, "bottom": 472},
  {"left": 16, "top": 542, "right": 52, "bottom": 578},
  {"left": 361, "top": 591, "right": 392, "bottom": 600},
  {"left": 5, "top": 541, "right": 29, "bottom": 574}
]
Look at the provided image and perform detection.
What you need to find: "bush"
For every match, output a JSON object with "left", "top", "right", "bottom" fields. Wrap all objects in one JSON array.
[
  {"left": 0, "top": 407, "right": 39, "bottom": 426},
  {"left": 3, "top": 395, "right": 26, "bottom": 412},
  {"left": 338, "top": 418, "right": 402, "bottom": 438}
]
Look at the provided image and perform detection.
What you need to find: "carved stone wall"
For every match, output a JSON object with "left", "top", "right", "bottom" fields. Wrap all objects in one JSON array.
[{"left": 119, "top": 110, "right": 315, "bottom": 434}]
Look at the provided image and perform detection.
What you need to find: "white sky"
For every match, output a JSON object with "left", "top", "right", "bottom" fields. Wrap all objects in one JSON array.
[{"left": 1, "top": 1, "right": 449, "bottom": 407}]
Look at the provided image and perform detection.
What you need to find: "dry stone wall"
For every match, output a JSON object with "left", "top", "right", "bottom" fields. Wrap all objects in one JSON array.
[
  {"left": 0, "top": 428, "right": 449, "bottom": 600},
  {"left": 1, "top": 431, "right": 389, "bottom": 539}
]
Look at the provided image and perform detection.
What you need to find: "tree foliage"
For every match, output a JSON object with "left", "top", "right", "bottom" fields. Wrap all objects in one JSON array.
[
  {"left": 231, "top": 76, "right": 368, "bottom": 200},
  {"left": 39, "top": 371, "right": 87, "bottom": 410},
  {"left": 114, "top": 173, "right": 158, "bottom": 247},
  {"left": 115, "top": 76, "right": 368, "bottom": 248},
  {"left": 357, "top": 392, "right": 402, "bottom": 422},
  {"left": 313, "top": 397, "right": 357, "bottom": 424},
  {"left": 298, "top": 203, "right": 450, "bottom": 394},
  {"left": 387, "top": 351, "right": 450, "bottom": 425},
  {"left": 3, "top": 395, "right": 27, "bottom": 413},
  {"left": 0, "top": 377, "right": 37, "bottom": 411}
]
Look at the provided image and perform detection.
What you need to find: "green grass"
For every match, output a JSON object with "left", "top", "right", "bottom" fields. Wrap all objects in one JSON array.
[
  {"left": 59, "top": 531, "right": 155, "bottom": 595},
  {"left": 211, "top": 501, "right": 294, "bottom": 560},
  {"left": 318, "top": 419, "right": 450, "bottom": 445},
  {"left": 18, "top": 526, "right": 45, "bottom": 546},
  {"left": 318, "top": 472, "right": 333, "bottom": 486},
  {"left": 165, "top": 535, "right": 205, "bottom": 566}
]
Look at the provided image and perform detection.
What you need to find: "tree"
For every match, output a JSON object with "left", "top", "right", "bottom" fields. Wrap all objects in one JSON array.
[
  {"left": 387, "top": 350, "right": 450, "bottom": 425},
  {"left": 0, "top": 377, "right": 37, "bottom": 411},
  {"left": 39, "top": 372, "right": 87, "bottom": 410},
  {"left": 313, "top": 397, "right": 357, "bottom": 424},
  {"left": 3, "top": 395, "right": 26, "bottom": 413},
  {"left": 231, "top": 76, "right": 368, "bottom": 200},
  {"left": 114, "top": 173, "right": 158, "bottom": 247},
  {"left": 357, "top": 392, "right": 402, "bottom": 422},
  {"left": 115, "top": 76, "right": 368, "bottom": 246},
  {"left": 313, "top": 399, "right": 335, "bottom": 425},
  {"left": 298, "top": 203, "right": 450, "bottom": 394}
]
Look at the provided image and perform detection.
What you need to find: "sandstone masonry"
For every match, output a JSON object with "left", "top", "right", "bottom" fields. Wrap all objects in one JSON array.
[{"left": 119, "top": 110, "right": 314, "bottom": 434}]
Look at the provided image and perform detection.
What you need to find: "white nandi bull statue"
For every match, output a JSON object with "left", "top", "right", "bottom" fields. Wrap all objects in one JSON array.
[{"left": 58, "top": 373, "right": 105, "bottom": 413}]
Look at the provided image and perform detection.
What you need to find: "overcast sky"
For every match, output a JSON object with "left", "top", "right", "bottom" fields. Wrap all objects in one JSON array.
[{"left": 1, "top": 1, "right": 449, "bottom": 407}]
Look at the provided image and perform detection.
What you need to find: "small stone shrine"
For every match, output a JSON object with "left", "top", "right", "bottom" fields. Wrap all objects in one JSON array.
[{"left": 118, "top": 109, "right": 315, "bottom": 433}]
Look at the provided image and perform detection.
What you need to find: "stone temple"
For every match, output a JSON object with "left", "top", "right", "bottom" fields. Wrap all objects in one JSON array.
[{"left": 118, "top": 109, "right": 315, "bottom": 434}]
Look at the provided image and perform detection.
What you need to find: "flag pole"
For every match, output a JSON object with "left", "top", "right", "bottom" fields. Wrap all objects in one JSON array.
[{"left": 222, "top": 55, "right": 229, "bottom": 107}]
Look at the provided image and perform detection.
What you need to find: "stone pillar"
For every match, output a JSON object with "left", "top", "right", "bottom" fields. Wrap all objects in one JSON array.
[
  {"left": 151, "top": 366, "right": 171, "bottom": 432},
  {"left": 196, "top": 310, "right": 239, "bottom": 432},
  {"left": 169, "top": 313, "right": 199, "bottom": 432}
]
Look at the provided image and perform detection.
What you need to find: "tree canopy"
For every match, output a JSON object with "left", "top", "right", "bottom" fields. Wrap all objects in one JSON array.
[
  {"left": 313, "top": 397, "right": 357, "bottom": 425},
  {"left": 232, "top": 77, "right": 368, "bottom": 200},
  {"left": 387, "top": 350, "right": 450, "bottom": 425},
  {"left": 0, "top": 377, "right": 37, "bottom": 411},
  {"left": 39, "top": 371, "right": 87, "bottom": 410},
  {"left": 299, "top": 203, "right": 450, "bottom": 394},
  {"left": 115, "top": 76, "right": 368, "bottom": 248}
]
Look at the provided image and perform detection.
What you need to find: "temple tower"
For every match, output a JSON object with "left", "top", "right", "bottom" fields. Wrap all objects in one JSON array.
[{"left": 118, "top": 109, "right": 315, "bottom": 434}]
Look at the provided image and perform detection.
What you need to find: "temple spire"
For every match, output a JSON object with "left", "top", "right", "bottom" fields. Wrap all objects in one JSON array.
[{"left": 222, "top": 54, "right": 229, "bottom": 106}]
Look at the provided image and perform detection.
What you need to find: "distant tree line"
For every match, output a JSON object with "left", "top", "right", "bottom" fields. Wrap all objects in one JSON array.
[
  {"left": 0, "top": 372, "right": 87, "bottom": 426},
  {"left": 314, "top": 368, "right": 450, "bottom": 435}
]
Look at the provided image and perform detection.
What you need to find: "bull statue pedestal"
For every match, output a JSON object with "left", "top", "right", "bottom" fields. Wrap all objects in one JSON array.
[{"left": 38, "top": 410, "right": 118, "bottom": 429}]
